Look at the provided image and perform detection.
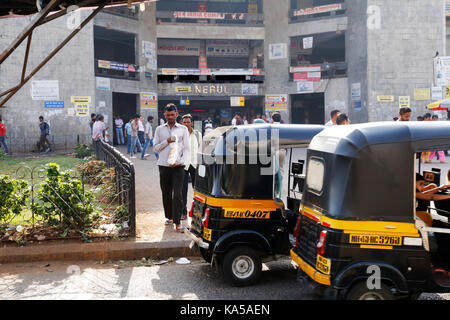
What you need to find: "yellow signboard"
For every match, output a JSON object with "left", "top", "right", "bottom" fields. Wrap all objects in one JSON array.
[
  {"left": 176, "top": 86, "right": 191, "bottom": 93},
  {"left": 71, "top": 96, "right": 91, "bottom": 104},
  {"left": 75, "top": 104, "right": 89, "bottom": 117},
  {"left": 414, "top": 88, "right": 431, "bottom": 101},
  {"left": 398, "top": 96, "right": 410, "bottom": 108},
  {"left": 377, "top": 95, "right": 394, "bottom": 102}
]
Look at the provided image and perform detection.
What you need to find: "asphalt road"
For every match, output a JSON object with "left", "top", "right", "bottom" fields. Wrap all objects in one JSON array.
[{"left": 0, "top": 258, "right": 449, "bottom": 300}]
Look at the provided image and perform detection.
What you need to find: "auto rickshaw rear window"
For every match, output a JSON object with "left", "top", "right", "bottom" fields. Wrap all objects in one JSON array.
[{"left": 306, "top": 157, "right": 325, "bottom": 196}]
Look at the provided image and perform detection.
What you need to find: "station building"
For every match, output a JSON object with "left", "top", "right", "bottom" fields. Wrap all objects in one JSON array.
[{"left": 0, "top": 0, "right": 447, "bottom": 152}]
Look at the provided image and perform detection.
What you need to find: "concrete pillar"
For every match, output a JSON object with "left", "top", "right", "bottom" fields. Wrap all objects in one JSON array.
[{"left": 263, "top": 0, "right": 291, "bottom": 123}]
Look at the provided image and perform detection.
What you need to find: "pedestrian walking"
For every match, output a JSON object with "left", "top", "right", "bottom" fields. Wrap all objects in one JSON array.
[
  {"left": 114, "top": 114, "right": 125, "bottom": 145},
  {"left": 0, "top": 117, "right": 9, "bottom": 155},
  {"left": 325, "top": 110, "right": 340, "bottom": 126},
  {"left": 130, "top": 115, "right": 140, "bottom": 159},
  {"left": 153, "top": 104, "right": 190, "bottom": 233},
  {"left": 125, "top": 119, "right": 132, "bottom": 154},
  {"left": 181, "top": 114, "right": 202, "bottom": 220},
  {"left": 38, "top": 116, "right": 51, "bottom": 152},
  {"left": 336, "top": 113, "right": 350, "bottom": 125},
  {"left": 138, "top": 115, "right": 145, "bottom": 146},
  {"left": 141, "top": 116, "right": 155, "bottom": 160}
]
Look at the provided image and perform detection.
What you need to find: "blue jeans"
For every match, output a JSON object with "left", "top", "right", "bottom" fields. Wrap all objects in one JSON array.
[
  {"left": 130, "top": 136, "right": 138, "bottom": 157},
  {"left": 141, "top": 138, "right": 152, "bottom": 159},
  {"left": 116, "top": 128, "right": 124, "bottom": 145},
  {"left": 0, "top": 136, "right": 8, "bottom": 154}
]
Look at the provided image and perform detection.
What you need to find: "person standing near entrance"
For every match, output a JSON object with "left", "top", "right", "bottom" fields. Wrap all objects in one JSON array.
[
  {"left": 130, "top": 115, "right": 140, "bottom": 159},
  {"left": 141, "top": 116, "right": 154, "bottom": 160},
  {"left": 92, "top": 114, "right": 106, "bottom": 156},
  {"left": 181, "top": 114, "right": 202, "bottom": 220},
  {"left": 153, "top": 104, "right": 190, "bottom": 233},
  {"left": 114, "top": 115, "right": 124, "bottom": 145},
  {"left": 0, "top": 117, "right": 9, "bottom": 155},
  {"left": 138, "top": 115, "right": 146, "bottom": 147}
]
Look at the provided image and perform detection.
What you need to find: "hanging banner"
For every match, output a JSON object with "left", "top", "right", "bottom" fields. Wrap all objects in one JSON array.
[
  {"left": 434, "top": 56, "right": 450, "bottom": 86},
  {"left": 293, "top": 72, "right": 321, "bottom": 82},
  {"left": 290, "top": 66, "right": 321, "bottom": 73},
  {"left": 265, "top": 94, "right": 288, "bottom": 110},
  {"left": 140, "top": 93, "right": 158, "bottom": 109},
  {"left": 292, "top": 3, "right": 343, "bottom": 16}
]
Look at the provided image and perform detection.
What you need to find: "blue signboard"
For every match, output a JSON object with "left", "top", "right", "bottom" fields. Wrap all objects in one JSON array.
[{"left": 44, "top": 101, "right": 64, "bottom": 108}]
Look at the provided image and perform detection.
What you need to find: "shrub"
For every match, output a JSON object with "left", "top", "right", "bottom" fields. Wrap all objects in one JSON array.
[
  {"left": 76, "top": 159, "right": 107, "bottom": 184},
  {"left": 33, "top": 163, "right": 94, "bottom": 240},
  {"left": 74, "top": 143, "right": 93, "bottom": 159},
  {"left": 0, "top": 175, "right": 30, "bottom": 224}
]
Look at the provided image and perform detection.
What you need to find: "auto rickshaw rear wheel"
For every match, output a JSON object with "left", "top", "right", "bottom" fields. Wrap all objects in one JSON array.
[
  {"left": 346, "top": 281, "right": 396, "bottom": 300},
  {"left": 221, "top": 246, "right": 262, "bottom": 287}
]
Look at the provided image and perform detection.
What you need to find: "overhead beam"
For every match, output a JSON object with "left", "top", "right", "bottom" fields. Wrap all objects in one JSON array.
[{"left": 0, "top": 1, "right": 108, "bottom": 108}]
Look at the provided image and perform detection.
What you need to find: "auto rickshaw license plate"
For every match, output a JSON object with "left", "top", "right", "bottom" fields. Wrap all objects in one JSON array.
[
  {"left": 224, "top": 209, "right": 271, "bottom": 219},
  {"left": 349, "top": 234, "right": 402, "bottom": 246},
  {"left": 316, "top": 255, "right": 331, "bottom": 275},
  {"left": 203, "top": 228, "right": 212, "bottom": 241}
]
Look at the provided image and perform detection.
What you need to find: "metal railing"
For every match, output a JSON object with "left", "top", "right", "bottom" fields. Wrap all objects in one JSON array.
[{"left": 95, "top": 140, "right": 136, "bottom": 236}]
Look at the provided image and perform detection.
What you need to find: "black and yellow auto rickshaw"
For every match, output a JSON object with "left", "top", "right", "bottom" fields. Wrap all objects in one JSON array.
[
  {"left": 185, "top": 124, "right": 324, "bottom": 286},
  {"left": 291, "top": 121, "right": 450, "bottom": 300}
]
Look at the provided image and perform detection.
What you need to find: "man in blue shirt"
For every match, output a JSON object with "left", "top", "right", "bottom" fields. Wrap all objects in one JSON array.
[{"left": 38, "top": 116, "right": 51, "bottom": 152}]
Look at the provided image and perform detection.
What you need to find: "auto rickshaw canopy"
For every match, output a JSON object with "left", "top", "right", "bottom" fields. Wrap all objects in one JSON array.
[{"left": 303, "top": 121, "right": 450, "bottom": 223}]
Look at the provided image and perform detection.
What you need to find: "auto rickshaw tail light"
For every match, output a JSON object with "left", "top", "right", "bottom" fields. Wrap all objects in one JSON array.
[
  {"left": 202, "top": 208, "right": 210, "bottom": 228},
  {"left": 189, "top": 202, "right": 194, "bottom": 218},
  {"left": 316, "top": 230, "right": 327, "bottom": 256}
]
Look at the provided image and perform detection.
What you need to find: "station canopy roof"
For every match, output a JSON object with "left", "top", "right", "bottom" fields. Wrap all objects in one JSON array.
[{"left": 0, "top": 0, "right": 153, "bottom": 17}]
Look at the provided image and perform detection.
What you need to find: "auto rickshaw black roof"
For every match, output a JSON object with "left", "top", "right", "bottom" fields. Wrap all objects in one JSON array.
[
  {"left": 196, "top": 124, "right": 324, "bottom": 199},
  {"left": 201, "top": 124, "right": 325, "bottom": 157},
  {"left": 303, "top": 121, "right": 450, "bottom": 223}
]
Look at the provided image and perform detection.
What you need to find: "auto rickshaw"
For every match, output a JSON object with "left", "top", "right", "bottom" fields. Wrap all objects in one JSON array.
[
  {"left": 290, "top": 121, "right": 450, "bottom": 300},
  {"left": 185, "top": 124, "right": 324, "bottom": 286}
]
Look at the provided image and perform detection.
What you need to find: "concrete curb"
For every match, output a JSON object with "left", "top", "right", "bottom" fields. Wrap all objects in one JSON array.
[{"left": 0, "top": 239, "right": 199, "bottom": 264}]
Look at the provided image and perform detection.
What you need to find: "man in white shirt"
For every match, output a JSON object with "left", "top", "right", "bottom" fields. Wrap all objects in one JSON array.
[
  {"left": 153, "top": 104, "right": 190, "bottom": 232},
  {"left": 140, "top": 116, "right": 155, "bottom": 160},
  {"left": 138, "top": 116, "right": 145, "bottom": 146},
  {"left": 325, "top": 110, "right": 340, "bottom": 126},
  {"left": 114, "top": 115, "right": 124, "bottom": 145},
  {"left": 92, "top": 114, "right": 108, "bottom": 157},
  {"left": 181, "top": 114, "right": 202, "bottom": 220}
]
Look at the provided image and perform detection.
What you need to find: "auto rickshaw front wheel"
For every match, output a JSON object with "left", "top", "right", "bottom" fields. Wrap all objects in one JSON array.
[
  {"left": 221, "top": 246, "right": 262, "bottom": 287},
  {"left": 346, "top": 281, "right": 396, "bottom": 300}
]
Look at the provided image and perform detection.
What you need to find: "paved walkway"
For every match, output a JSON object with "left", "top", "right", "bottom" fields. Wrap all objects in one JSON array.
[{"left": 116, "top": 146, "right": 192, "bottom": 243}]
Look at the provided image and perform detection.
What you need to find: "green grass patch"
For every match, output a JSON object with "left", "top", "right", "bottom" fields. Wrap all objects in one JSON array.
[{"left": 0, "top": 155, "right": 82, "bottom": 177}]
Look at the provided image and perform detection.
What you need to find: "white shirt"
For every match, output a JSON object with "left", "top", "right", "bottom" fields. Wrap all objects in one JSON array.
[
  {"left": 138, "top": 119, "right": 145, "bottom": 132},
  {"left": 114, "top": 119, "right": 123, "bottom": 128},
  {"left": 92, "top": 121, "right": 106, "bottom": 141},
  {"left": 185, "top": 130, "right": 202, "bottom": 170},
  {"left": 144, "top": 122, "right": 153, "bottom": 139},
  {"left": 231, "top": 118, "right": 237, "bottom": 126},
  {"left": 153, "top": 122, "right": 190, "bottom": 167},
  {"left": 325, "top": 120, "right": 335, "bottom": 127}
]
